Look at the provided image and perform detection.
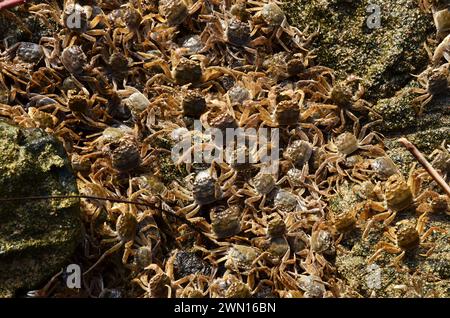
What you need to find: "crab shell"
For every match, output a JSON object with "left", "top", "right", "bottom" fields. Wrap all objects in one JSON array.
[
  {"left": 116, "top": 212, "right": 137, "bottom": 242},
  {"left": 61, "top": 46, "right": 87, "bottom": 75},
  {"left": 261, "top": 3, "right": 285, "bottom": 27},
  {"left": 225, "top": 245, "right": 259, "bottom": 272},
  {"left": 252, "top": 172, "right": 276, "bottom": 194},
  {"left": 193, "top": 170, "right": 223, "bottom": 205},
  {"left": 182, "top": 90, "right": 206, "bottom": 117},
  {"left": 385, "top": 174, "right": 413, "bottom": 212},
  {"left": 283, "top": 140, "right": 313, "bottom": 168},
  {"left": 149, "top": 272, "right": 171, "bottom": 298},
  {"left": 396, "top": 223, "right": 420, "bottom": 250},
  {"left": 172, "top": 58, "right": 202, "bottom": 85},
  {"left": 110, "top": 138, "right": 141, "bottom": 172},
  {"left": 433, "top": 8, "right": 450, "bottom": 37},
  {"left": 335, "top": 132, "right": 358, "bottom": 155},
  {"left": 371, "top": 156, "right": 399, "bottom": 180},
  {"left": 225, "top": 280, "right": 251, "bottom": 298},
  {"left": 226, "top": 19, "right": 251, "bottom": 47},
  {"left": 210, "top": 205, "right": 241, "bottom": 239},
  {"left": 159, "top": 0, "right": 188, "bottom": 26},
  {"left": 267, "top": 216, "right": 286, "bottom": 237},
  {"left": 334, "top": 210, "right": 357, "bottom": 233},
  {"left": 267, "top": 236, "right": 289, "bottom": 258},
  {"left": 275, "top": 100, "right": 300, "bottom": 126},
  {"left": 274, "top": 189, "right": 298, "bottom": 212}
]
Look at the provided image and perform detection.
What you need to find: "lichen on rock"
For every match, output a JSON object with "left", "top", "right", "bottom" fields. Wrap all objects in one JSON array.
[{"left": 0, "top": 120, "right": 81, "bottom": 297}]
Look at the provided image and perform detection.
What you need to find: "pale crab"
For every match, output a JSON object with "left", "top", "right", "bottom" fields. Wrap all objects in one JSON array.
[
  {"left": 410, "top": 63, "right": 449, "bottom": 115},
  {"left": 368, "top": 218, "right": 446, "bottom": 268},
  {"left": 198, "top": 9, "right": 259, "bottom": 59},
  {"left": 158, "top": 0, "right": 206, "bottom": 26},
  {"left": 209, "top": 272, "right": 262, "bottom": 298},
  {"left": 429, "top": 140, "right": 450, "bottom": 179},
  {"left": 172, "top": 165, "right": 237, "bottom": 218},
  {"left": 310, "top": 74, "right": 381, "bottom": 133},
  {"left": 361, "top": 169, "right": 441, "bottom": 240},
  {"left": 145, "top": 51, "right": 245, "bottom": 90},
  {"left": 134, "top": 263, "right": 173, "bottom": 298},
  {"left": 211, "top": 244, "right": 271, "bottom": 293},
  {"left": 237, "top": 169, "right": 278, "bottom": 211},
  {"left": 432, "top": 6, "right": 450, "bottom": 39},
  {"left": 247, "top": 0, "right": 311, "bottom": 52},
  {"left": 315, "top": 120, "right": 384, "bottom": 183},
  {"left": 83, "top": 209, "right": 138, "bottom": 275}
]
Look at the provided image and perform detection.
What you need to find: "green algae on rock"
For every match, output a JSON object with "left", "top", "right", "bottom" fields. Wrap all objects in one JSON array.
[
  {"left": 373, "top": 85, "right": 450, "bottom": 152},
  {"left": 284, "top": 0, "right": 434, "bottom": 100},
  {"left": 0, "top": 120, "right": 81, "bottom": 297}
]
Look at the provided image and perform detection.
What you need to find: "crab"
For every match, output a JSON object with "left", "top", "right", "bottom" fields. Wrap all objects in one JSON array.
[
  {"left": 158, "top": 0, "right": 205, "bottom": 27},
  {"left": 134, "top": 263, "right": 174, "bottom": 298},
  {"left": 212, "top": 244, "right": 271, "bottom": 292},
  {"left": 29, "top": 1, "right": 109, "bottom": 46},
  {"left": 174, "top": 273, "right": 212, "bottom": 298},
  {"left": 198, "top": 11, "right": 258, "bottom": 59},
  {"left": 368, "top": 218, "right": 446, "bottom": 268},
  {"left": 145, "top": 52, "right": 244, "bottom": 91},
  {"left": 256, "top": 88, "right": 305, "bottom": 127},
  {"left": 432, "top": 6, "right": 450, "bottom": 39},
  {"left": 332, "top": 202, "right": 364, "bottom": 243},
  {"left": 429, "top": 140, "right": 450, "bottom": 179},
  {"left": 247, "top": 0, "right": 310, "bottom": 52},
  {"left": 261, "top": 51, "right": 327, "bottom": 81},
  {"left": 315, "top": 121, "right": 384, "bottom": 185},
  {"left": 410, "top": 63, "right": 449, "bottom": 115},
  {"left": 238, "top": 169, "right": 277, "bottom": 211},
  {"left": 282, "top": 139, "right": 313, "bottom": 169},
  {"left": 173, "top": 165, "right": 237, "bottom": 218},
  {"left": 83, "top": 209, "right": 138, "bottom": 275},
  {"left": 310, "top": 74, "right": 381, "bottom": 133},
  {"left": 210, "top": 205, "right": 242, "bottom": 239},
  {"left": 361, "top": 169, "right": 441, "bottom": 239},
  {"left": 209, "top": 272, "right": 260, "bottom": 298},
  {"left": 75, "top": 125, "right": 135, "bottom": 161}
]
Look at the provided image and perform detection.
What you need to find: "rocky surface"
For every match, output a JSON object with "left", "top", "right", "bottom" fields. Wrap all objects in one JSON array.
[
  {"left": 285, "top": 0, "right": 434, "bottom": 100},
  {"left": 286, "top": 0, "right": 449, "bottom": 152},
  {"left": 0, "top": 120, "right": 81, "bottom": 297}
]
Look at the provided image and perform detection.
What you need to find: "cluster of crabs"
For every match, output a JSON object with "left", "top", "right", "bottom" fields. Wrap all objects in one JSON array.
[{"left": 0, "top": 0, "right": 449, "bottom": 297}]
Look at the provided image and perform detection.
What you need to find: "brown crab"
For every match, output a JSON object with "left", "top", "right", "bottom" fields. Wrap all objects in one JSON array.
[
  {"left": 410, "top": 63, "right": 449, "bottom": 115},
  {"left": 368, "top": 218, "right": 446, "bottom": 268}
]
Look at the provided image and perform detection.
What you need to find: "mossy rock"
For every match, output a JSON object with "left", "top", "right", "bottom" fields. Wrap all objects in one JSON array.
[
  {"left": 373, "top": 85, "right": 450, "bottom": 153},
  {"left": 285, "top": 0, "right": 448, "bottom": 152},
  {"left": 285, "top": 0, "right": 434, "bottom": 100},
  {"left": 0, "top": 120, "right": 81, "bottom": 297}
]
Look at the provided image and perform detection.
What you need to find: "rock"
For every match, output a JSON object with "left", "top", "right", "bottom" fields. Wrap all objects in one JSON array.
[
  {"left": 373, "top": 85, "right": 450, "bottom": 152},
  {"left": 0, "top": 120, "right": 81, "bottom": 297},
  {"left": 173, "top": 250, "right": 212, "bottom": 279},
  {"left": 285, "top": 0, "right": 434, "bottom": 100}
]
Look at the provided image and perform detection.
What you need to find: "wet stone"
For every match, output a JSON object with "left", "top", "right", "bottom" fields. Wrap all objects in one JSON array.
[{"left": 0, "top": 121, "right": 81, "bottom": 297}]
